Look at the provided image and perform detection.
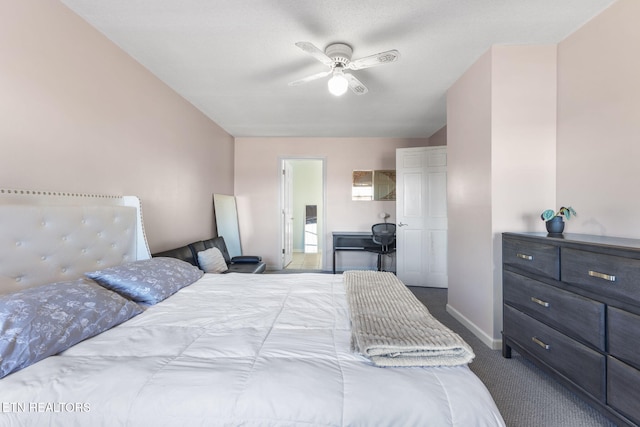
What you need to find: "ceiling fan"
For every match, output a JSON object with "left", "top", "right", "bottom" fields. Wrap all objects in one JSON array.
[{"left": 288, "top": 42, "right": 400, "bottom": 96}]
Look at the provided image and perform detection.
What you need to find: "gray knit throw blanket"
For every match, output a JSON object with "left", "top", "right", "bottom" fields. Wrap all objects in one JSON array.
[{"left": 344, "top": 270, "right": 475, "bottom": 367}]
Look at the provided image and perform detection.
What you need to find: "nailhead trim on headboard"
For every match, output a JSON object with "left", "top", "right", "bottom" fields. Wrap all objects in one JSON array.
[
  {"left": 0, "top": 188, "right": 122, "bottom": 199},
  {"left": 0, "top": 188, "right": 121, "bottom": 198}
]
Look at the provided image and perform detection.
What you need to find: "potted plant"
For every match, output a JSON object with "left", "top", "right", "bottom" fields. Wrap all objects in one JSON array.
[{"left": 540, "top": 206, "right": 576, "bottom": 234}]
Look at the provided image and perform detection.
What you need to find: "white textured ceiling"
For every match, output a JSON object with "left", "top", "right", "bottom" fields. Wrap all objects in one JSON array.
[{"left": 60, "top": 0, "right": 616, "bottom": 138}]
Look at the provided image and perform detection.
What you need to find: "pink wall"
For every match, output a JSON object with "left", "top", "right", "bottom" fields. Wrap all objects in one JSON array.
[
  {"left": 428, "top": 126, "right": 447, "bottom": 146},
  {"left": 447, "top": 45, "right": 558, "bottom": 346},
  {"left": 446, "top": 50, "right": 495, "bottom": 345},
  {"left": 0, "top": 0, "right": 234, "bottom": 252},
  {"left": 490, "top": 45, "right": 558, "bottom": 340},
  {"left": 234, "top": 137, "right": 427, "bottom": 270},
  {"left": 557, "top": 0, "right": 640, "bottom": 238}
]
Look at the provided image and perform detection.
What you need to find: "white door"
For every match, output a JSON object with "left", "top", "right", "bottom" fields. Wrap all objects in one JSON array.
[
  {"left": 281, "top": 161, "right": 294, "bottom": 268},
  {"left": 396, "top": 147, "right": 448, "bottom": 287}
]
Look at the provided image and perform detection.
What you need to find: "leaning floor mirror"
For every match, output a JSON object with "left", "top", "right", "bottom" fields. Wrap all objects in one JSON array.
[{"left": 213, "top": 194, "right": 242, "bottom": 258}]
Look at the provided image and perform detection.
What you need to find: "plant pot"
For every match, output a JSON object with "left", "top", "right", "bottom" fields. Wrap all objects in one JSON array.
[{"left": 545, "top": 216, "right": 565, "bottom": 234}]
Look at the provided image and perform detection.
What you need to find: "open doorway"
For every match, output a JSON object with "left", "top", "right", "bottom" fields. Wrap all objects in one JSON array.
[{"left": 280, "top": 158, "right": 325, "bottom": 271}]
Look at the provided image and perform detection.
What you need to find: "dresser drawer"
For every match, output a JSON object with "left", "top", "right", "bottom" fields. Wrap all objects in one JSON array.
[
  {"left": 607, "top": 356, "right": 640, "bottom": 424},
  {"left": 561, "top": 248, "right": 640, "bottom": 305},
  {"left": 503, "top": 238, "right": 559, "bottom": 280},
  {"left": 503, "top": 305, "right": 605, "bottom": 400},
  {"left": 503, "top": 270, "right": 605, "bottom": 350},
  {"left": 608, "top": 307, "right": 640, "bottom": 370}
]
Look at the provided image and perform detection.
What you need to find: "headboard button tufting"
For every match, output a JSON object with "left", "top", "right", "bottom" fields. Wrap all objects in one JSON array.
[{"left": 0, "top": 192, "right": 149, "bottom": 295}]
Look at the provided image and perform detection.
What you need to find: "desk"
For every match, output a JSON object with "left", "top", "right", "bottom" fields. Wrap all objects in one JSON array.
[{"left": 332, "top": 231, "right": 395, "bottom": 274}]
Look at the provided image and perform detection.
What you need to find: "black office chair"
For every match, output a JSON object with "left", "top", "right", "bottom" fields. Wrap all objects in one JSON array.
[{"left": 366, "top": 223, "right": 396, "bottom": 271}]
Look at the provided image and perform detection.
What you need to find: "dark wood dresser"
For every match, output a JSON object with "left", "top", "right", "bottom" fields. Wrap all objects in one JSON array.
[{"left": 502, "top": 232, "right": 640, "bottom": 427}]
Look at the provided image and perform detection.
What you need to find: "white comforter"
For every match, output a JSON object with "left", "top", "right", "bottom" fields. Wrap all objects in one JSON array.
[{"left": 0, "top": 273, "right": 504, "bottom": 427}]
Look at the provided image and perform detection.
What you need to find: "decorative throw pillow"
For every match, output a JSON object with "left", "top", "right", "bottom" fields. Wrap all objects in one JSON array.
[
  {"left": 86, "top": 257, "right": 203, "bottom": 305},
  {"left": 198, "top": 247, "right": 229, "bottom": 273},
  {"left": 0, "top": 278, "right": 142, "bottom": 378}
]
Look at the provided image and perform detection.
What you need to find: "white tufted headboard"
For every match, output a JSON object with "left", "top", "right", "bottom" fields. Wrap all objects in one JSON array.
[{"left": 0, "top": 189, "right": 151, "bottom": 295}]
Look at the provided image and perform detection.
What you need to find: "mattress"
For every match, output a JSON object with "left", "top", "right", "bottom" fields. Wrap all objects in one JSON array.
[{"left": 0, "top": 273, "right": 504, "bottom": 426}]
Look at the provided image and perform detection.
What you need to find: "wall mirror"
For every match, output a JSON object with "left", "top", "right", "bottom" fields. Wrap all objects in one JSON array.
[{"left": 352, "top": 170, "right": 396, "bottom": 201}]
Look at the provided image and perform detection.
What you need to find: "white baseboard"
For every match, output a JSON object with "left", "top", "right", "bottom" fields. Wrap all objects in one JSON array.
[{"left": 446, "top": 304, "right": 502, "bottom": 350}]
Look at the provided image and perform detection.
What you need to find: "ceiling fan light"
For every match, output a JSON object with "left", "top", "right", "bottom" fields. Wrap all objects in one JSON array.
[{"left": 327, "top": 73, "right": 348, "bottom": 96}]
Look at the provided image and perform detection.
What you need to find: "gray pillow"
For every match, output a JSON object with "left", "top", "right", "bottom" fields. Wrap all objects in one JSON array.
[
  {"left": 86, "top": 257, "right": 203, "bottom": 305},
  {"left": 0, "top": 278, "right": 142, "bottom": 378},
  {"left": 198, "top": 247, "right": 228, "bottom": 273}
]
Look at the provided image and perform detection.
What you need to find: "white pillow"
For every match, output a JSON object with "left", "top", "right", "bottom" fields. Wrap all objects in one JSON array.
[{"left": 198, "top": 247, "right": 228, "bottom": 273}]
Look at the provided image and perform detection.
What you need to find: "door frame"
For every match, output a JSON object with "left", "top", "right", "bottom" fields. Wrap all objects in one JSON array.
[{"left": 278, "top": 156, "right": 327, "bottom": 270}]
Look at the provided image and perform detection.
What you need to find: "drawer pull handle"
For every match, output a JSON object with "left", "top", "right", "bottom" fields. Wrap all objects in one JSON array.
[
  {"left": 588, "top": 270, "right": 616, "bottom": 282},
  {"left": 530, "top": 297, "right": 550, "bottom": 308},
  {"left": 532, "top": 337, "right": 550, "bottom": 350},
  {"left": 516, "top": 253, "right": 533, "bottom": 261}
]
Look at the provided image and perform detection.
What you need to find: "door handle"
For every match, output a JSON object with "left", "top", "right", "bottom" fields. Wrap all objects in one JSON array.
[{"left": 397, "top": 222, "right": 408, "bottom": 227}]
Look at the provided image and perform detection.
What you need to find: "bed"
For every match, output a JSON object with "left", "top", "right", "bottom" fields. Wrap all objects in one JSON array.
[{"left": 0, "top": 190, "right": 505, "bottom": 426}]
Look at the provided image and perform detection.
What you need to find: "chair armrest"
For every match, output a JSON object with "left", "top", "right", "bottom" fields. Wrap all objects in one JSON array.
[{"left": 230, "top": 255, "right": 262, "bottom": 264}]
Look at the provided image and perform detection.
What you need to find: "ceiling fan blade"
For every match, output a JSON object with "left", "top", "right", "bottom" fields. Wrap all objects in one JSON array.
[
  {"left": 295, "top": 42, "right": 334, "bottom": 67},
  {"left": 348, "top": 49, "right": 400, "bottom": 70},
  {"left": 288, "top": 70, "right": 332, "bottom": 86},
  {"left": 345, "top": 73, "right": 368, "bottom": 95}
]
